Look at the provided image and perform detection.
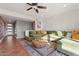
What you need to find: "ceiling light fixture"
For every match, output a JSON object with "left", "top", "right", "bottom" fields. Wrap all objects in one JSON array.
[{"left": 64, "top": 4, "right": 66, "bottom": 7}]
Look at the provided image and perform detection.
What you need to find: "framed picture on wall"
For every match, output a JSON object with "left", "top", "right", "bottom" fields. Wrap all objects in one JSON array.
[
  {"left": 32, "top": 20, "right": 42, "bottom": 30},
  {"left": 37, "top": 20, "right": 41, "bottom": 29}
]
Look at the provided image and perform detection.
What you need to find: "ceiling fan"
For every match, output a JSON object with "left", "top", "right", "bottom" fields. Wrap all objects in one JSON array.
[{"left": 26, "top": 3, "right": 47, "bottom": 13}]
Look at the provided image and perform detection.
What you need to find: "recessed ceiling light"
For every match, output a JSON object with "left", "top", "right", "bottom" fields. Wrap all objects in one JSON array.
[{"left": 64, "top": 4, "right": 66, "bottom": 7}]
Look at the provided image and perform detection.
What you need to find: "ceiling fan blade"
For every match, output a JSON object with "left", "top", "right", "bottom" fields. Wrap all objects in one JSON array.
[
  {"left": 27, "top": 3, "right": 32, "bottom": 6},
  {"left": 37, "top": 6, "right": 46, "bottom": 9},
  {"left": 32, "top": 3, "right": 38, "bottom": 6},
  {"left": 27, "top": 7, "right": 32, "bottom": 11},
  {"left": 36, "top": 9, "right": 39, "bottom": 13},
  {"left": 34, "top": 8, "right": 39, "bottom": 13}
]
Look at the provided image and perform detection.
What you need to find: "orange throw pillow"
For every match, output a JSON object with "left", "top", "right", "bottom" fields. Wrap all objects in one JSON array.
[
  {"left": 72, "top": 31, "right": 79, "bottom": 41},
  {"left": 36, "top": 31, "right": 46, "bottom": 35}
]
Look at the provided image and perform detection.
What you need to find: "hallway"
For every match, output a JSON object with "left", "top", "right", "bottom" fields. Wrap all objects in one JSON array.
[{"left": 0, "top": 36, "right": 30, "bottom": 56}]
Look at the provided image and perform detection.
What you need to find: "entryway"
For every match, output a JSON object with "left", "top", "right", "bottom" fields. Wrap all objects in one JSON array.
[{"left": 6, "top": 23, "right": 16, "bottom": 36}]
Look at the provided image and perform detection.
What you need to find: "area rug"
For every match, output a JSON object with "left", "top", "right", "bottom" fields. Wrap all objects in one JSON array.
[
  {"left": 33, "top": 45, "right": 55, "bottom": 56},
  {"left": 25, "top": 40, "right": 66, "bottom": 56},
  {"left": 19, "top": 39, "right": 67, "bottom": 56}
]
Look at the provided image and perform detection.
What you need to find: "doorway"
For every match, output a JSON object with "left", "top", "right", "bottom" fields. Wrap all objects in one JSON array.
[{"left": 6, "top": 23, "right": 16, "bottom": 36}]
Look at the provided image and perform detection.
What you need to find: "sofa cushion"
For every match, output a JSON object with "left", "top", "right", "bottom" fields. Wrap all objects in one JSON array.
[
  {"left": 47, "top": 31, "right": 58, "bottom": 35},
  {"left": 59, "top": 38, "right": 79, "bottom": 55},
  {"left": 62, "top": 31, "right": 67, "bottom": 36},
  {"left": 66, "top": 31, "right": 72, "bottom": 39},
  {"left": 29, "top": 31, "right": 36, "bottom": 37}
]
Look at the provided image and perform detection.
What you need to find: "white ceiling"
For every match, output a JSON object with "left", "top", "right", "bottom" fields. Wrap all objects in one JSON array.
[
  {"left": 0, "top": 3, "right": 79, "bottom": 23},
  {"left": 1, "top": 14, "right": 33, "bottom": 23}
]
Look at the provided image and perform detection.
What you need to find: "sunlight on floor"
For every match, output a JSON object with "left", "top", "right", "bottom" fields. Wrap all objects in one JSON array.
[{"left": 6, "top": 36, "right": 14, "bottom": 48}]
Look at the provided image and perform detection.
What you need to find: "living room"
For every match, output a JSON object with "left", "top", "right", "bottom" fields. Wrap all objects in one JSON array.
[{"left": 0, "top": 3, "right": 79, "bottom": 56}]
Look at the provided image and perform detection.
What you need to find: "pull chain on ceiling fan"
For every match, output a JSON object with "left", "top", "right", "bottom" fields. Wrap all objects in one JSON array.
[{"left": 26, "top": 3, "right": 47, "bottom": 13}]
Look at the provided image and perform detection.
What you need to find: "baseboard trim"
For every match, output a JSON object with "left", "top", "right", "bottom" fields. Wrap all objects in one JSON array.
[{"left": 16, "top": 37, "right": 24, "bottom": 39}]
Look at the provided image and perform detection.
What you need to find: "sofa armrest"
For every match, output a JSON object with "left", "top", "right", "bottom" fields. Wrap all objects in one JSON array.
[{"left": 57, "top": 38, "right": 79, "bottom": 56}]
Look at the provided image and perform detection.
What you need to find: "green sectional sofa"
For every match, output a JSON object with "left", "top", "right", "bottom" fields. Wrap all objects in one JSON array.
[
  {"left": 25, "top": 30, "right": 79, "bottom": 56},
  {"left": 25, "top": 30, "right": 48, "bottom": 42}
]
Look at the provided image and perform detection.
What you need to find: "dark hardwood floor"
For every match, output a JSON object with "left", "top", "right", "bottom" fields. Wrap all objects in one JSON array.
[{"left": 0, "top": 36, "right": 30, "bottom": 56}]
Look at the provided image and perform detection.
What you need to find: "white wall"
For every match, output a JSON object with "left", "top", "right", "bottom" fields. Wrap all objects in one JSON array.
[
  {"left": 16, "top": 20, "right": 32, "bottom": 38},
  {"left": 42, "top": 9, "right": 79, "bottom": 31}
]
